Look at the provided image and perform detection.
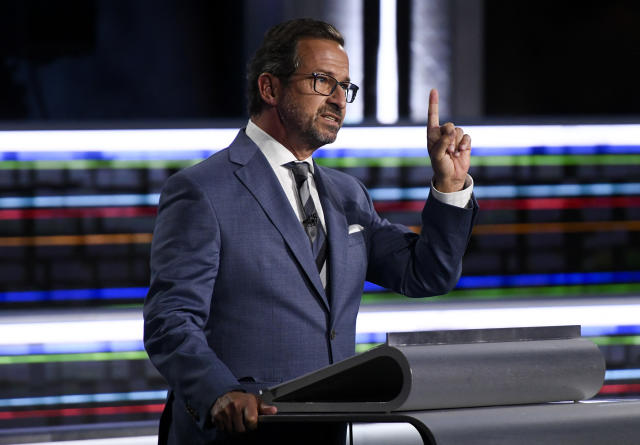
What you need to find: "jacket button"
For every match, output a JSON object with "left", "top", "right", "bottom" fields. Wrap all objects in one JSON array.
[{"left": 330, "top": 329, "right": 336, "bottom": 340}]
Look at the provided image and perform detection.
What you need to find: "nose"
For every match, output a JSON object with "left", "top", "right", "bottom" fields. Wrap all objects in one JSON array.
[{"left": 327, "top": 84, "right": 347, "bottom": 109}]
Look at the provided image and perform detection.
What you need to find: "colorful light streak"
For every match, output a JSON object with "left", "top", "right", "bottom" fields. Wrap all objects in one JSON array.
[
  {"left": 5, "top": 275, "right": 640, "bottom": 307},
  {"left": 0, "top": 159, "right": 200, "bottom": 169},
  {"left": 0, "top": 128, "right": 239, "bottom": 152},
  {"left": 355, "top": 304, "right": 640, "bottom": 335},
  {"left": 0, "top": 320, "right": 142, "bottom": 346},
  {"left": 0, "top": 197, "right": 635, "bottom": 222},
  {"left": 2, "top": 303, "right": 639, "bottom": 355},
  {"left": 0, "top": 233, "right": 152, "bottom": 247},
  {"left": 368, "top": 183, "right": 640, "bottom": 201},
  {"left": 363, "top": 272, "right": 640, "bottom": 292},
  {"left": 0, "top": 351, "right": 148, "bottom": 365},
  {"left": 471, "top": 220, "right": 640, "bottom": 235},
  {"left": 0, "top": 404, "right": 164, "bottom": 420},
  {"left": 2, "top": 183, "right": 639, "bottom": 210},
  {"left": 317, "top": 153, "right": 640, "bottom": 167},
  {"left": 2, "top": 151, "right": 640, "bottom": 167},
  {"left": 3, "top": 126, "right": 640, "bottom": 153},
  {"left": 4, "top": 272, "right": 639, "bottom": 305},
  {"left": 0, "top": 391, "right": 167, "bottom": 408},
  {"left": 376, "top": 196, "right": 640, "bottom": 212},
  {"left": 604, "top": 369, "right": 640, "bottom": 380},
  {"left": 0, "top": 341, "right": 145, "bottom": 356},
  {"left": 598, "top": 384, "right": 640, "bottom": 395},
  {"left": 1, "top": 220, "right": 638, "bottom": 248},
  {"left": 0, "top": 194, "right": 160, "bottom": 209},
  {"left": 0, "top": 287, "right": 147, "bottom": 303},
  {"left": 0, "top": 197, "right": 635, "bottom": 221},
  {"left": 0, "top": 207, "right": 157, "bottom": 221},
  {"left": 362, "top": 283, "right": 640, "bottom": 305}
]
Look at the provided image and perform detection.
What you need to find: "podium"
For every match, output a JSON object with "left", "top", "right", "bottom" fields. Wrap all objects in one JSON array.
[{"left": 260, "top": 326, "right": 640, "bottom": 444}]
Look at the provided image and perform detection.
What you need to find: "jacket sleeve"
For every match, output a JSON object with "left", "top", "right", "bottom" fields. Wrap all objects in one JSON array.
[
  {"left": 364, "top": 184, "right": 479, "bottom": 297},
  {"left": 143, "top": 171, "right": 242, "bottom": 431}
]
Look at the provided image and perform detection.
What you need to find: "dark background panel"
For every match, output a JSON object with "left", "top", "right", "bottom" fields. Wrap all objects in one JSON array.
[
  {"left": 484, "top": 0, "right": 640, "bottom": 116},
  {"left": 1, "top": 0, "right": 640, "bottom": 122}
]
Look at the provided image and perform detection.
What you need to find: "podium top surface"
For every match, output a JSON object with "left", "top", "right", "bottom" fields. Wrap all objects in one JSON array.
[{"left": 386, "top": 325, "right": 580, "bottom": 346}]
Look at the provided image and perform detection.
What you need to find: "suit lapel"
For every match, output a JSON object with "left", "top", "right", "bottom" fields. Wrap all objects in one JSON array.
[
  {"left": 230, "top": 132, "right": 329, "bottom": 310},
  {"left": 313, "top": 164, "right": 349, "bottom": 320}
]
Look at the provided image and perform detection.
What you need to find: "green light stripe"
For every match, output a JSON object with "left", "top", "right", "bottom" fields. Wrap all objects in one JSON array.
[
  {"left": 589, "top": 336, "right": 640, "bottom": 346},
  {"left": 471, "top": 154, "right": 640, "bottom": 167},
  {"left": 0, "top": 159, "right": 200, "bottom": 170},
  {"left": 355, "top": 343, "right": 382, "bottom": 353},
  {"left": 1, "top": 154, "right": 638, "bottom": 170},
  {"left": 361, "top": 283, "right": 640, "bottom": 304},
  {"left": 316, "top": 157, "right": 429, "bottom": 168},
  {"left": 315, "top": 155, "right": 639, "bottom": 168},
  {"left": 0, "top": 350, "right": 148, "bottom": 365}
]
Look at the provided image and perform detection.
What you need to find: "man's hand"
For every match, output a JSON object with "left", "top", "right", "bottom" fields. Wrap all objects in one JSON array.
[
  {"left": 211, "top": 391, "right": 277, "bottom": 434},
  {"left": 427, "top": 89, "right": 471, "bottom": 193}
]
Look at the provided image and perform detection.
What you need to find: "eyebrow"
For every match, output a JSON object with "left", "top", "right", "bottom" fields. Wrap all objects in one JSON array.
[{"left": 316, "top": 70, "right": 351, "bottom": 83}]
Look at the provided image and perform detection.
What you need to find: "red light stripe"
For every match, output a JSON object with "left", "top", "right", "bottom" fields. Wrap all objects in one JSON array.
[
  {"left": 374, "top": 196, "right": 640, "bottom": 212},
  {"left": 0, "top": 403, "right": 164, "bottom": 420},
  {"left": 479, "top": 197, "right": 640, "bottom": 210},
  {"left": 0, "top": 206, "right": 157, "bottom": 221},
  {"left": 598, "top": 383, "right": 640, "bottom": 395}
]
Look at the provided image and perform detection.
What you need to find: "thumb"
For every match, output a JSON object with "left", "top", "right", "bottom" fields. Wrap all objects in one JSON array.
[{"left": 258, "top": 398, "right": 278, "bottom": 415}]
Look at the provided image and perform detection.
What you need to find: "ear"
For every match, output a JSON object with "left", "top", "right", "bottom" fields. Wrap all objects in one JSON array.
[{"left": 257, "top": 73, "right": 280, "bottom": 107}]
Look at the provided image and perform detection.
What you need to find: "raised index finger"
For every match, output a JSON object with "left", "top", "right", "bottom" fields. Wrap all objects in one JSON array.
[{"left": 427, "top": 88, "right": 439, "bottom": 129}]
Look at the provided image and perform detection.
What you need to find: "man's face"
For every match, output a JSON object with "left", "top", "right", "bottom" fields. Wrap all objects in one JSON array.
[{"left": 277, "top": 38, "right": 350, "bottom": 151}]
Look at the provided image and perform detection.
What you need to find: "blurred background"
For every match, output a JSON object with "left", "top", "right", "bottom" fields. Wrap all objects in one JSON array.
[{"left": 1, "top": 0, "right": 640, "bottom": 443}]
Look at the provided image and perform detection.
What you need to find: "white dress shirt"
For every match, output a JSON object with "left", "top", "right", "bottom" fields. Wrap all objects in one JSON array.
[
  {"left": 245, "top": 119, "right": 474, "bottom": 216},
  {"left": 245, "top": 120, "right": 328, "bottom": 229}
]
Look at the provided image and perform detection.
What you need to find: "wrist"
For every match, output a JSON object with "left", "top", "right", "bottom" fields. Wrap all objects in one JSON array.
[{"left": 432, "top": 177, "right": 464, "bottom": 193}]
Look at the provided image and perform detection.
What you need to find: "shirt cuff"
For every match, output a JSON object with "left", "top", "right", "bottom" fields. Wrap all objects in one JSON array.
[{"left": 430, "top": 175, "right": 474, "bottom": 209}]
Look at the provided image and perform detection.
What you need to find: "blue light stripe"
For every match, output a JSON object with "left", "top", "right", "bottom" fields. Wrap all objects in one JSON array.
[
  {"left": 3, "top": 272, "right": 639, "bottom": 304},
  {"left": 456, "top": 271, "right": 640, "bottom": 289},
  {"left": 605, "top": 369, "right": 640, "bottom": 381},
  {"left": 364, "top": 272, "right": 640, "bottom": 293},
  {"left": 0, "top": 150, "right": 217, "bottom": 162},
  {"left": 355, "top": 332, "right": 387, "bottom": 344},
  {"left": 0, "top": 194, "right": 160, "bottom": 209},
  {"left": 0, "top": 341, "right": 145, "bottom": 356},
  {"left": 582, "top": 325, "right": 640, "bottom": 336},
  {"left": 0, "top": 287, "right": 148, "bottom": 303},
  {"left": 0, "top": 390, "right": 168, "bottom": 408},
  {"left": 3, "top": 145, "right": 640, "bottom": 162}
]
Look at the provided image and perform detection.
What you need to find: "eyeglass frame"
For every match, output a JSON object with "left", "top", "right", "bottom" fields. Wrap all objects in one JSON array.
[{"left": 295, "top": 72, "right": 359, "bottom": 103}]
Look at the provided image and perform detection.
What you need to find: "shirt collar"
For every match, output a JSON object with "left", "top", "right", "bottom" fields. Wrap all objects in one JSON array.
[{"left": 245, "top": 119, "right": 314, "bottom": 173}]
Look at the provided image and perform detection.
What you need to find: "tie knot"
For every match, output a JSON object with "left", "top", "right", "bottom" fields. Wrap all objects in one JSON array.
[{"left": 285, "top": 161, "right": 311, "bottom": 183}]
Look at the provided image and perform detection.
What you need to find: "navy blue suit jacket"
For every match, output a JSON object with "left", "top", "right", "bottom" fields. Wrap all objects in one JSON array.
[{"left": 144, "top": 129, "right": 478, "bottom": 443}]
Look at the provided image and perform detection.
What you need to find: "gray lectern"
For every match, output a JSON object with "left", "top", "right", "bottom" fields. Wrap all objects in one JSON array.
[{"left": 259, "top": 326, "right": 640, "bottom": 444}]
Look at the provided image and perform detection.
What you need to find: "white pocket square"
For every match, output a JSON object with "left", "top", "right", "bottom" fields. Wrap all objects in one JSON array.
[{"left": 348, "top": 224, "right": 364, "bottom": 234}]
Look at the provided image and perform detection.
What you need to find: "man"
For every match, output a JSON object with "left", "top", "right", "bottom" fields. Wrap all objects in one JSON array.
[{"left": 144, "top": 18, "right": 477, "bottom": 444}]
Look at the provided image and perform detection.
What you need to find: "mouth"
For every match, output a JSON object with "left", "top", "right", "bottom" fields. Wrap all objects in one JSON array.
[{"left": 320, "top": 113, "right": 342, "bottom": 125}]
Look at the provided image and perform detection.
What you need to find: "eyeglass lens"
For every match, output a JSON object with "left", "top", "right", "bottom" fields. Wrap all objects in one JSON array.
[{"left": 313, "top": 74, "right": 358, "bottom": 103}]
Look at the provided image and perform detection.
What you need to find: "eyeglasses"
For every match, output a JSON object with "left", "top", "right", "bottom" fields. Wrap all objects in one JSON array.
[{"left": 303, "top": 72, "right": 359, "bottom": 103}]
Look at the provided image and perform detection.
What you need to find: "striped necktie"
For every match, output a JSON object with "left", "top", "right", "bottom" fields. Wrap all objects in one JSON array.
[{"left": 286, "top": 161, "right": 328, "bottom": 274}]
